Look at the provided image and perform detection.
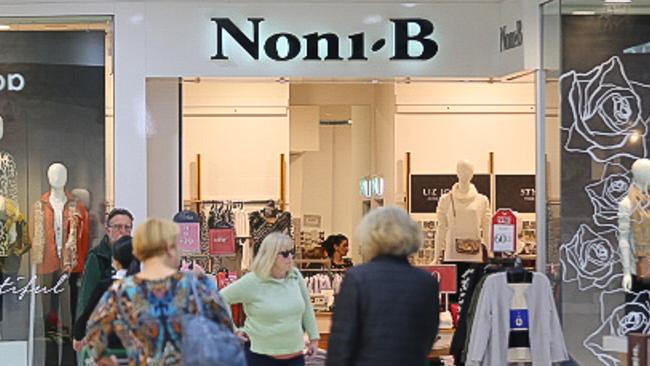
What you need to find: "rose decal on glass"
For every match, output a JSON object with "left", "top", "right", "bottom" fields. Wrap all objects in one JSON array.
[
  {"left": 585, "top": 290, "right": 650, "bottom": 366},
  {"left": 560, "top": 225, "right": 621, "bottom": 290},
  {"left": 585, "top": 163, "right": 631, "bottom": 228},
  {"left": 561, "top": 56, "right": 650, "bottom": 162}
]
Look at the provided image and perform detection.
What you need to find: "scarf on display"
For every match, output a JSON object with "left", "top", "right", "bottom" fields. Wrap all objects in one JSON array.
[{"left": 450, "top": 183, "right": 479, "bottom": 206}]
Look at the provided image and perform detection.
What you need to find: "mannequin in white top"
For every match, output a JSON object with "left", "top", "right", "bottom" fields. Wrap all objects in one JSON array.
[
  {"left": 48, "top": 163, "right": 68, "bottom": 260},
  {"left": 619, "top": 158, "right": 650, "bottom": 292},
  {"left": 434, "top": 159, "right": 491, "bottom": 263}
]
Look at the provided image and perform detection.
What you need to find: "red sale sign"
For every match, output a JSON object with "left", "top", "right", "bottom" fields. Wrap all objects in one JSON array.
[
  {"left": 492, "top": 209, "right": 517, "bottom": 253},
  {"left": 417, "top": 264, "right": 457, "bottom": 294}
]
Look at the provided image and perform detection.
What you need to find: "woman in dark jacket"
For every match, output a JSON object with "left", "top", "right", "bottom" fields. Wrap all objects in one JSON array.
[{"left": 327, "top": 206, "right": 440, "bottom": 366}]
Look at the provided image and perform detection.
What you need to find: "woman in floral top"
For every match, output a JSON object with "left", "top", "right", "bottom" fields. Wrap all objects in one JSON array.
[{"left": 85, "top": 218, "right": 234, "bottom": 366}]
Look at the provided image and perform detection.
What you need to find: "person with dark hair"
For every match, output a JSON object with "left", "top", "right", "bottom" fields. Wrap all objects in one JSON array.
[
  {"left": 76, "top": 208, "right": 134, "bottom": 324},
  {"left": 322, "top": 234, "right": 353, "bottom": 269},
  {"left": 73, "top": 235, "right": 136, "bottom": 354}
]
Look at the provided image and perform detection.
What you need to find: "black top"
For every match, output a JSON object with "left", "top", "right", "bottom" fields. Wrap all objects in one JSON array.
[
  {"left": 327, "top": 255, "right": 440, "bottom": 366},
  {"left": 331, "top": 258, "right": 353, "bottom": 270}
]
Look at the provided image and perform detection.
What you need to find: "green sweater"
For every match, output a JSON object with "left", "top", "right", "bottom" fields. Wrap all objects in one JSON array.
[{"left": 219, "top": 267, "right": 319, "bottom": 356}]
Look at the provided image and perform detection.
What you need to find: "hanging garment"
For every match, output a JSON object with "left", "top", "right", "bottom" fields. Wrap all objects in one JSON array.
[
  {"left": 0, "top": 151, "right": 18, "bottom": 202},
  {"left": 0, "top": 198, "right": 29, "bottom": 258},
  {"left": 30, "top": 192, "right": 89, "bottom": 274},
  {"left": 234, "top": 207, "right": 250, "bottom": 238},
  {"left": 249, "top": 210, "right": 292, "bottom": 255},
  {"left": 240, "top": 238, "right": 252, "bottom": 271},
  {"left": 465, "top": 272, "right": 568, "bottom": 366}
]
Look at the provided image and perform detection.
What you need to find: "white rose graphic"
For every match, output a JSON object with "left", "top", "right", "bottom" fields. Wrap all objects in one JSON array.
[
  {"left": 561, "top": 56, "right": 650, "bottom": 162},
  {"left": 585, "top": 290, "right": 650, "bottom": 366},
  {"left": 560, "top": 225, "right": 622, "bottom": 290},
  {"left": 585, "top": 163, "right": 631, "bottom": 229}
]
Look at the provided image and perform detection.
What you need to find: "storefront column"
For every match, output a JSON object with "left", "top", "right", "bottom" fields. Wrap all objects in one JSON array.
[{"left": 114, "top": 2, "right": 148, "bottom": 222}]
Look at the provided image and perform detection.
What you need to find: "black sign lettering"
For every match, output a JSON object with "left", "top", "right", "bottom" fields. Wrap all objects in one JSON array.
[
  {"left": 211, "top": 17, "right": 263, "bottom": 60},
  {"left": 390, "top": 18, "right": 439, "bottom": 60},
  {"left": 211, "top": 17, "right": 438, "bottom": 62},
  {"left": 500, "top": 20, "right": 523, "bottom": 52},
  {"left": 303, "top": 33, "right": 343, "bottom": 60}
]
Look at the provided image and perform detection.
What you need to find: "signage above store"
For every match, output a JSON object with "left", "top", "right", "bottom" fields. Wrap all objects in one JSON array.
[
  {"left": 500, "top": 20, "right": 523, "bottom": 52},
  {"left": 0, "top": 73, "right": 25, "bottom": 92},
  {"left": 211, "top": 17, "right": 439, "bottom": 62}
]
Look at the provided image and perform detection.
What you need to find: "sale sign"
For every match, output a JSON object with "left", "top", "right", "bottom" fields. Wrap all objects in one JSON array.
[
  {"left": 177, "top": 222, "right": 201, "bottom": 254},
  {"left": 492, "top": 209, "right": 517, "bottom": 253}
]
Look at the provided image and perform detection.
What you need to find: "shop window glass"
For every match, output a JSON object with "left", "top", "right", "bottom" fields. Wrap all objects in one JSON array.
[
  {"left": 0, "top": 18, "right": 113, "bottom": 365},
  {"left": 542, "top": 1, "right": 650, "bottom": 364}
]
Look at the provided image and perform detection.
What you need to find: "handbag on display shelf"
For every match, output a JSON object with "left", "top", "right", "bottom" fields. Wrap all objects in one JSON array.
[{"left": 450, "top": 193, "right": 481, "bottom": 255}]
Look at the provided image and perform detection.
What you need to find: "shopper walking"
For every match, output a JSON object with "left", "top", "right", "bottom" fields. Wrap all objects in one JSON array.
[
  {"left": 73, "top": 235, "right": 136, "bottom": 361},
  {"left": 327, "top": 206, "right": 440, "bottom": 366},
  {"left": 76, "top": 208, "right": 134, "bottom": 320},
  {"left": 220, "top": 232, "right": 319, "bottom": 366},
  {"left": 84, "top": 218, "right": 235, "bottom": 366}
]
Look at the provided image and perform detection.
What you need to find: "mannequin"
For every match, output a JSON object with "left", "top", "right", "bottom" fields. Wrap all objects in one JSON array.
[
  {"left": 619, "top": 158, "right": 650, "bottom": 292},
  {"left": 31, "top": 163, "right": 89, "bottom": 275},
  {"left": 434, "top": 159, "right": 491, "bottom": 264}
]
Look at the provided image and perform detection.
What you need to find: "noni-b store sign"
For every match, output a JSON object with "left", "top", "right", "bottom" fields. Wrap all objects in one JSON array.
[
  {"left": 211, "top": 17, "right": 439, "bottom": 62},
  {"left": 143, "top": 3, "right": 503, "bottom": 77}
]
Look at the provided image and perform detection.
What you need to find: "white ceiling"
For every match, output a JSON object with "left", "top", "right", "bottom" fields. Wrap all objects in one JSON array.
[{"left": 0, "top": 0, "right": 503, "bottom": 3}]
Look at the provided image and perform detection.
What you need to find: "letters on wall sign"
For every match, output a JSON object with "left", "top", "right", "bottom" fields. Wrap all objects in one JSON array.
[{"left": 211, "top": 17, "right": 439, "bottom": 62}]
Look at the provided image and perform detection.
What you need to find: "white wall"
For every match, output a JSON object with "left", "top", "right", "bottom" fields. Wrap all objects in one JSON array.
[
  {"left": 146, "top": 78, "right": 180, "bottom": 219},
  {"left": 394, "top": 81, "right": 536, "bottom": 220},
  {"left": 182, "top": 80, "right": 289, "bottom": 201}
]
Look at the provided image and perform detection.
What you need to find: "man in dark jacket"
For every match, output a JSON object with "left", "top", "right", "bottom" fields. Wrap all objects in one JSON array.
[
  {"left": 327, "top": 207, "right": 440, "bottom": 366},
  {"left": 75, "top": 208, "right": 133, "bottom": 321}
]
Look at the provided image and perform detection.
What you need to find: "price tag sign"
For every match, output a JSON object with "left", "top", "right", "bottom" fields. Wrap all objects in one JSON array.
[
  {"left": 492, "top": 209, "right": 517, "bottom": 253},
  {"left": 177, "top": 222, "right": 201, "bottom": 254}
]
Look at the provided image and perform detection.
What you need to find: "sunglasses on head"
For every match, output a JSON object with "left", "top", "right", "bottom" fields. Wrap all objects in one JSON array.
[{"left": 278, "top": 249, "right": 296, "bottom": 258}]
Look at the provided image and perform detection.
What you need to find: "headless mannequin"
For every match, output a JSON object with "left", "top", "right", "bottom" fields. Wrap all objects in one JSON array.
[
  {"left": 47, "top": 164, "right": 67, "bottom": 261},
  {"left": 434, "top": 159, "right": 491, "bottom": 264},
  {"left": 619, "top": 159, "right": 650, "bottom": 292}
]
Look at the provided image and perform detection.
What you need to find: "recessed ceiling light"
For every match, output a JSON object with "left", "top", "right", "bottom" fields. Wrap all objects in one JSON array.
[
  {"left": 573, "top": 10, "right": 596, "bottom": 15},
  {"left": 605, "top": 0, "right": 631, "bottom": 3},
  {"left": 0, "top": 25, "right": 11, "bottom": 31}
]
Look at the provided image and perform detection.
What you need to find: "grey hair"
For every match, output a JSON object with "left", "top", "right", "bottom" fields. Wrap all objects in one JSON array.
[{"left": 356, "top": 206, "right": 423, "bottom": 261}]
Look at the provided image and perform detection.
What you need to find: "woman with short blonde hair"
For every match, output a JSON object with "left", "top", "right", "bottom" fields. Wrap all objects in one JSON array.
[
  {"left": 328, "top": 206, "right": 439, "bottom": 366},
  {"left": 133, "top": 217, "right": 180, "bottom": 261},
  {"left": 85, "top": 218, "right": 236, "bottom": 365},
  {"left": 221, "top": 232, "right": 320, "bottom": 366},
  {"left": 250, "top": 232, "right": 295, "bottom": 279}
]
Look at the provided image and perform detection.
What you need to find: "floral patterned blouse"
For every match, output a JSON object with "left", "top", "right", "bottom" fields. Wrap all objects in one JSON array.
[{"left": 85, "top": 272, "right": 233, "bottom": 365}]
